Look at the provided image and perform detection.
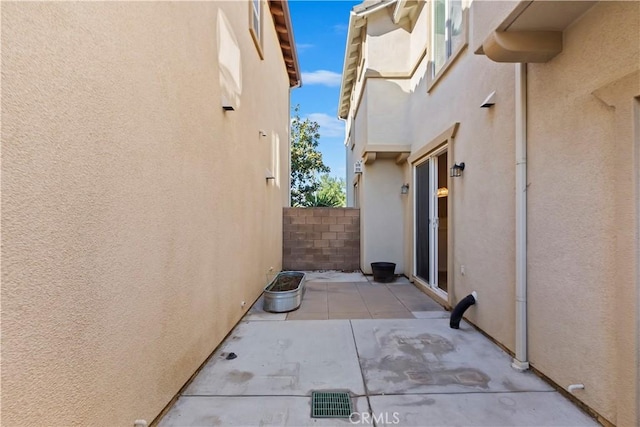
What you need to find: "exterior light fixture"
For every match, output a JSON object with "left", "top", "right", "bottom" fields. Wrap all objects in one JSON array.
[
  {"left": 450, "top": 162, "right": 465, "bottom": 177},
  {"left": 437, "top": 187, "right": 449, "bottom": 198},
  {"left": 401, "top": 183, "right": 410, "bottom": 194}
]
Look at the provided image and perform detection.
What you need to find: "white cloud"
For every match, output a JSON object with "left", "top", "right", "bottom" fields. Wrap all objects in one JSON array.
[
  {"left": 333, "top": 24, "right": 348, "bottom": 34},
  {"left": 301, "top": 70, "right": 342, "bottom": 87},
  {"left": 307, "top": 113, "right": 345, "bottom": 138},
  {"left": 296, "top": 43, "right": 314, "bottom": 52}
]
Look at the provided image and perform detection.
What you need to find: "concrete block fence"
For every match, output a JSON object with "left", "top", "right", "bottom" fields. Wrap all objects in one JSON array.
[{"left": 282, "top": 208, "right": 360, "bottom": 271}]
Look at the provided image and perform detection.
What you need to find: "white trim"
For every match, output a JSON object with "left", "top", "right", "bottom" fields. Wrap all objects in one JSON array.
[
  {"left": 634, "top": 96, "right": 640, "bottom": 418},
  {"left": 338, "top": 0, "right": 399, "bottom": 119},
  {"left": 412, "top": 275, "right": 448, "bottom": 302},
  {"left": 513, "top": 62, "right": 529, "bottom": 371},
  {"left": 393, "top": 0, "right": 408, "bottom": 23},
  {"left": 412, "top": 145, "right": 448, "bottom": 296},
  {"left": 431, "top": 284, "right": 449, "bottom": 301},
  {"left": 249, "top": 0, "right": 264, "bottom": 59},
  {"left": 427, "top": 5, "right": 468, "bottom": 93},
  {"left": 413, "top": 155, "right": 426, "bottom": 286}
]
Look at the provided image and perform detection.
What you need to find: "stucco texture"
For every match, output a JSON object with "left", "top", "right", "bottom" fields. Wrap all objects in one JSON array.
[
  {"left": 344, "top": 0, "right": 639, "bottom": 424},
  {"left": 361, "top": 160, "right": 406, "bottom": 274},
  {"left": 2, "top": 2, "right": 291, "bottom": 426},
  {"left": 407, "top": 39, "right": 517, "bottom": 349},
  {"left": 527, "top": 2, "right": 639, "bottom": 424}
]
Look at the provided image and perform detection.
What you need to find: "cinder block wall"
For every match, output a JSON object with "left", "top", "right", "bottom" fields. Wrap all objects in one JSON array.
[{"left": 283, "top": 208, "right": 360, "bottom": 271}]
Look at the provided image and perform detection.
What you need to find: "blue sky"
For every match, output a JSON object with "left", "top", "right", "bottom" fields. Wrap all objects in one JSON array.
[{"left": 289, "top": 1, "right": 360, "bottom": 180}]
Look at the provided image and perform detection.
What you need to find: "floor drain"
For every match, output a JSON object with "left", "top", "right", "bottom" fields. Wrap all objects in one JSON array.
[{"left": 311, "top": 391, "right": 353, "bottom": 418}]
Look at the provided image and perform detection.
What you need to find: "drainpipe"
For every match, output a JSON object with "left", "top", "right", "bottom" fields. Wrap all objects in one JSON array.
[{"left": 513, "top": 62, "right": 529, "bottom": 371}]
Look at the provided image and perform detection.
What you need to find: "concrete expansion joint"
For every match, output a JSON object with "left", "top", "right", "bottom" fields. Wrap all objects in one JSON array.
[
  {"left": 185, "top": 393, "right": 320, "bottom": 398},
  {"left": 348, "top": 319, "right": 375, "bottom": 419},
  {"left": 368, "top": 390, "right": 555, "bottom": 396}
]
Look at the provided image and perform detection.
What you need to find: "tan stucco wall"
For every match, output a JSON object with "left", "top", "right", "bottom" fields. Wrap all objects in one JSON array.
[
  {"left": 526, "top": 2, "right": 639, "bottom": 424},
  {"left": 2, "top": 2, "right": 291, "bottom": 426},
  {"left": 366, "top": 79, "right": 413, "bottom": 145},
  {"left": 361, "top": 160, "right": 405, "bottom": 274},
  {"left": 406, "top": 7, "right": 517, "bottom": 349},
  {"left": 366, "top": 9, "right": 411, "bottom": 72},
  {"left": 345, "top": 0, "right": 639, "bottom": 424},
  {"left": 346, "top": 90, "right": 369, "bottom": 206}
]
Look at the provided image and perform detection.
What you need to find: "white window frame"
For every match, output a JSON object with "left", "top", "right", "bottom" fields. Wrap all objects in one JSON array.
[
  {"left": 249, "top": 0, "right": 264, "bottom": 59},
  {"left": 427, "top": 0, "right": 467, "bottom": 93}
]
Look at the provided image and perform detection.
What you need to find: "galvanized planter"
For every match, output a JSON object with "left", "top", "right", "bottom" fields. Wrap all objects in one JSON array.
[{"left": 263, "top": 271, "right": 305, "bottom": 313}]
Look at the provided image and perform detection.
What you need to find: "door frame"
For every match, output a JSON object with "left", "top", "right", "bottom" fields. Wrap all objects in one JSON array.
[
  {"left": 412, "top": 145, "right": 448, "bottom": 300},
  {"left": 408, "top": 123, "right": 459, "bottom": 306}
]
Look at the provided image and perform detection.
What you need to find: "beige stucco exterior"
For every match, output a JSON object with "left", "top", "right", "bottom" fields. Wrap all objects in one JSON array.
[
  {"left": 1, "top": 1, "right": 298, "bottom": 425},
  {"left": 341, "top": 0, "right": 639, "bottom": 425}
]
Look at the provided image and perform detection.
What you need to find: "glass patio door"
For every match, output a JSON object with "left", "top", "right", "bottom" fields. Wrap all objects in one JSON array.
[{"left": 414, "top": 149, "right": 448, "bottom": 294}]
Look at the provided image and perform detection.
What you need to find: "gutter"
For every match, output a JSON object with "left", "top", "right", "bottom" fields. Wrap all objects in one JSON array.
[{"left": 513, "top": 62, "right": 529, "bottom": 371}]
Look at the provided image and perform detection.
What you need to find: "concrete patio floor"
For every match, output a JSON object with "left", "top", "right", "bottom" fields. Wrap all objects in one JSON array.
[{"left": 158, "top": 272, "right": 597, "bottom": 426}]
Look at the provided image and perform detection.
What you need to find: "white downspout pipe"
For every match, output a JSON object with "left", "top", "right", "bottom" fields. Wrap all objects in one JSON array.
[{"left": 512, "top": 62, "right": 530, "bottom": 371}]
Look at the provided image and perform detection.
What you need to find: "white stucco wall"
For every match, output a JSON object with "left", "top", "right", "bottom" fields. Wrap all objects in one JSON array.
[
  {"left": 1, "top": 2, "right": 292, "bottom": 425},
  {"left": 361, "top": 160, "right": 406, "bottom": 274}
]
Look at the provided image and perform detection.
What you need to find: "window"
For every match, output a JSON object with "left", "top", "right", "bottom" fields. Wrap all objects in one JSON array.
[
  {"left": 249, "top": 0, "right": 263, "bottom": 58},
  {"left": 431, "top": 0, "right": 463, "bottom": 77}
]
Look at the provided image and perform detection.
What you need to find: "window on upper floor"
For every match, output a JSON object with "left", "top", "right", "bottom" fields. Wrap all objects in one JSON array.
[
  {"left": 431, "top": 0, "right": 464, "bottom": 78},
  {"left": 249, "top": 0, "right": 264, "bottom": 59}
]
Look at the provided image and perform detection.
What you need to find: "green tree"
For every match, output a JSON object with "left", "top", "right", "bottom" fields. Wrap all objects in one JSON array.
[
  {"left": 305, "top": 174, "right": 346, "bottom": 207},
  {"left": 290, "top": 105, "right": 330, "bottom": 206}
]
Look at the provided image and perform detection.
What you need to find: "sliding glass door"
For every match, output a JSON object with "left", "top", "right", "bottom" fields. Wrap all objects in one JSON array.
[{"left": 414, "top": 148, "right": 448, "bottom": 294}]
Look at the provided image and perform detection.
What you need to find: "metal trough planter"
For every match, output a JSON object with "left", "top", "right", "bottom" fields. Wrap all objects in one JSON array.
[{"left": 263, "top": 271, "right": 306, "bottom": 313}]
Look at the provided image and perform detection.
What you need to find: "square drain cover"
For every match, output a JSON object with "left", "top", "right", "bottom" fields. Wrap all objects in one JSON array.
[{"left": 311, "top": 391, "right": 352, "bottom": 418}]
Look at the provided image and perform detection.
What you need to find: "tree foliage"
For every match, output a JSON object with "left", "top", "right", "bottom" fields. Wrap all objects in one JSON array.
[
  {"left": 290, "top": 105, "right": 330, "bottom": 206},
  {"left": 305, "top": 174, "right": 346, "bottom": 207}
]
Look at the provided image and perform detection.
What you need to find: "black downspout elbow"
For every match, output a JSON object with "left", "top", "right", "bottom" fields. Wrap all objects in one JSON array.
[{"left": 450, "top": 293, "right": 477, "bottom": 329}]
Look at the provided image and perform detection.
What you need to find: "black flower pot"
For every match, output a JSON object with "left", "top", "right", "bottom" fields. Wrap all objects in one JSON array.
[{"left": 371, "top": 262, "right": 396, "bottom": 283}]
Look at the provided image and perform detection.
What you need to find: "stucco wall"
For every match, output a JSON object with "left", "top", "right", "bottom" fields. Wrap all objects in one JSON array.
[
  {"left": 346, "top": 143, "right": 357, "bottom": 206},
  {"left": 1, "top": 2, "right": 291, "bottom": 425},
  {"left": 345, "top": 0, "right": 639, "bottom": 424},
  {"left": 361, "top": 160, "right": 406, "bottom": 274},
  {"left": 366, "top": 78, "right": 413, "bottom": 145},
  {"left": 405, "top": 4, "right": 517, "bottom": 348},
  {"left": 366, "top": 9, "right": 411, "bottom": 72},
  {"left": 526, "top": 2, "right": 639, "bottom": 424}
]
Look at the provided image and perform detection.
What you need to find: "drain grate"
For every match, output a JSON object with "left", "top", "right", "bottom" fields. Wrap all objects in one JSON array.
[{"left": 311, "top": 391, "right": 353, "bottom": 418}]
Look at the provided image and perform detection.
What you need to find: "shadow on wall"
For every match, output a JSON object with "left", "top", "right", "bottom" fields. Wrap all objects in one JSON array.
[{"left": 218, "top": 10, "right": 242, "bottom": 110}]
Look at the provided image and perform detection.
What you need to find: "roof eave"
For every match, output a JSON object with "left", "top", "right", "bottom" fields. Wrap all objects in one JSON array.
[
  {"left": 338, "top": 12, "right": 360, "bottom": 120},
  {"left": 269, "top": 0, "right": 301, "bottom": 88},
  {"left": 337, "top": 0, "right": 398, "bottom": 119}
]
